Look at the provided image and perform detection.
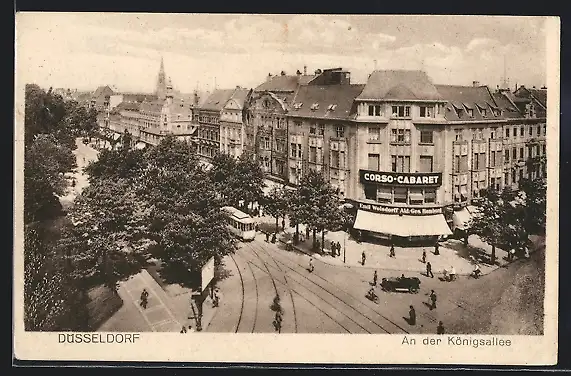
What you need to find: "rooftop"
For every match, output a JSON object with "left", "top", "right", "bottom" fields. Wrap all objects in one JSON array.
[
  {"left": 254, "top": 74, "right": 318, "bottom": 93},
  {"left": 290, "top": 84, "right": 365, "bottom": 120},
  {"left": 357, "top": 70, "right": 442, "bottom": 101}
]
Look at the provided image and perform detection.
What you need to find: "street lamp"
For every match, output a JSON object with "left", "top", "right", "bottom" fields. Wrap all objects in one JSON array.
[{"left": 338, "top": 202, "right": 354, "bottom": 264}]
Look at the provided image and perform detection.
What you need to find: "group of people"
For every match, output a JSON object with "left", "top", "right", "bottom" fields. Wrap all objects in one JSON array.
[
  {"left": 139, "top": 289, "right": 149, "bottom": 309},
  {"left": 407, "top": 303, "right": 445, "bottom": 334},
  {"left": 330, "top": 240, "right": 342, "bottom": 257}
]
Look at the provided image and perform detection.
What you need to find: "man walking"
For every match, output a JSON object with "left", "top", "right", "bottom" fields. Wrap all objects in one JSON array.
[
  {"left": 426, "top": 262, "right": 434, "bottom": 278},
  {"left": 361, "top": 251, "right": 366, "bottom": 266},
  {"left": 140, "top": 289, "right": 149, "bottom": 309},
  {"left": 437, "top": 321, "right": 445, "bottom": 334},
  {"left": 421, "top": 250, "right": 426, "bottom": 263},
  {"left": 408, "top": 305, "right": 416, "bottom": 326},
  {"left": 429, "top": 290, "right": 437, "bottom": 310},
  {"left": 373, "top": 270, "right": 378, "bottom": 286},
  {"left": 337, "top": 242, "right": 342, "bottom": 256},
  {"left": 265, "top": 232, "right": 270, "bottom": 242},
  {"left": 389, "top": 245, "right": 396, "bottom": 258},
  {"left": 434, "top": 241, "right": 440, "bottom": 255}
]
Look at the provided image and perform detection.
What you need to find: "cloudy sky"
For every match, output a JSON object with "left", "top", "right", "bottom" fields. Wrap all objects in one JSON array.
[{"left": 16, "top": 13, "right": 548, "bottom": 94}]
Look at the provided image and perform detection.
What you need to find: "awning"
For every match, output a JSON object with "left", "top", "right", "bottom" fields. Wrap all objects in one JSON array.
[
  {"left": 452, "top": 208, "right": 472, "bottom": 230},
  {"left": 377, "top": 191, "right": 392, "bottom": 200},
  {"left": 135, "top": 142, "right": 146, "bottom": 150},
  {"left": 353, "top": 210, "right": 452, "bottom": 237},
  {"left": 408, "top": 192, "right": 424, "bottom": 201}
]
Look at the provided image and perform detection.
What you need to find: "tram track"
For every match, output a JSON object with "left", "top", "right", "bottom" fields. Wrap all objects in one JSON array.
[
  {"left": 247, "top": 239, "right": 410, "bottom": 334},
  {"left": 230, "top": 251, "right": 259, "bottom": 333}
]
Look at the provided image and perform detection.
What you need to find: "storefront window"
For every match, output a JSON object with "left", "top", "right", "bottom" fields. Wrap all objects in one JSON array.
[
  {"left": 377, "top": 187, "right": 392, "bottom": 203},
  {"left": 424, "top": 189, "right": 436, "bottom": 204},
  {"left": 394, "top": 187, "right": 407, "bottom": 203},
  {"left": 364, "top": 184, "right": 377, "bottom": 200}
]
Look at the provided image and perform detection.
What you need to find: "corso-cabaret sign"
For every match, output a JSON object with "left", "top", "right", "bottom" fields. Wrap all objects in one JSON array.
[{"left": 359, "top": 170, "right": 442, "bottom": 187}]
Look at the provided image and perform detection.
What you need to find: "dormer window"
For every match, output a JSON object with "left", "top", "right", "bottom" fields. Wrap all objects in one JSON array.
[
  {"left": 310, "top": 103, "right": 319, "bottom": 111},
  {"left": 368, "top": 104, "right": 381, "bottom": 116},
  {"left": 481, "top": 108, "right": 487, "bottom": 117},
  {"left": 293, "top": 102, "right": 303, "bottom": 110},
  {"left": 467, "top": 109, "right": 474, "bottom": 117},
  {"left": 328, "top": 104, "right": 337, "bottom": 111}
]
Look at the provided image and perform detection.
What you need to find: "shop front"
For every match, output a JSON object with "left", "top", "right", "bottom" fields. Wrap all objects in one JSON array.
[{"left": 350, "top": 169, "right": 452, "bottom": 245}]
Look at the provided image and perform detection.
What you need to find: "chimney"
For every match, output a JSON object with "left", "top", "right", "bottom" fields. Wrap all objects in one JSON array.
[
  {"left": 303, "top": 65, "right": 307, "bottom": 75},
  {"left": 515, "top": 83, "right": 518, "bottom": 91},
  {"left": 296, "top": 69, "right": 302, "bottom": 76},
  {"left": 315, "top": 69, "right": 322, "bottom": 75},
  {"left": 532, "top": 86, "right": 536, "bottom": 89},
  {"left": 267, "top": 73, "right": 272, "bottom": 82},
  {"left": 472, "top": 80, "right": 480, "bottom": 87}
]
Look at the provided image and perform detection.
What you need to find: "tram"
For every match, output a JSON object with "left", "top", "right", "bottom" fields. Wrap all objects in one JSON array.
[{"left": 221, "top": 206, "right": 257, "bottom": 241}]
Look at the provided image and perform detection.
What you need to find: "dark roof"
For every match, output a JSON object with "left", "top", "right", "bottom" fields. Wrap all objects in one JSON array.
[
  {"left": 139, "top": 100, "right": 164, "bottom": 113},
  {"left": 93, "top": 85, "right": 114, "bottom": 98},
  {"left": 227, "top": 88, "right": 251, "bottom": 109},
  {"left": 289, "top": 84, "right": 365, "bottom": 120},
  {"left": 357, "top": 70, "right": 442, "bottom": 101},
  {"left": 200, "top": 89, "right": 236, "bottom": 111},
  {"left": 491, "top": 92, "right": 523, "bottom": 119},
  {"left": 435, "top": 85, "right": 519, "bottom": 121},
  {"left": 528, "top": 88, "right": 547, "bottom": 108},
  {"left": 120, "top": 93, "right": 157, "bottom": 103},
  {"left": 115, "top": 101, "right": 141, "bottom": 112},
  {"left": 254, "top": 74, "right": 317, "bottom": 93}
]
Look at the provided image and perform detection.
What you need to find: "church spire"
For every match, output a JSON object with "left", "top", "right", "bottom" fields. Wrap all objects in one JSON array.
[
  {"left": 159, "top": 56, "right": 165, "bottom": 77},
  {"left": 156, "top": 56, "right": 167, "bottom": 100}
]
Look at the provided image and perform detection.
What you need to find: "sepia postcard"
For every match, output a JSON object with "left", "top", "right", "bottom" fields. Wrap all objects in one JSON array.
[{"left": 13, "top": 13, "right": 559, "bottom": 365}]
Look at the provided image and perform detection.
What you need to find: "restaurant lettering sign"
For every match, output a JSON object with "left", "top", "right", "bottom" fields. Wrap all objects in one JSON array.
[
  {"left": 356, "top": 201, "right": 443, "bottom": 216},
  {"left": 359, "top": 170, "right": 442, "bottom": 187}
]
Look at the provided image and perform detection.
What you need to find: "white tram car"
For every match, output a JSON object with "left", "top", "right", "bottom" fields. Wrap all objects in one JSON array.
[{"left": 222, "top": 206, "right": 257, "bottom": 241}]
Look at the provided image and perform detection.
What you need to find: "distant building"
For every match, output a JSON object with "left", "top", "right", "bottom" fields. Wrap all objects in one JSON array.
[{"left": 219, "top": 87, "right": 252, "bottom": 158}]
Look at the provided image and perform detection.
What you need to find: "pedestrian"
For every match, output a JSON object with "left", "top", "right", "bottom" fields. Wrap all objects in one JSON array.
[
  {"left": 437, "top": 321, "right": 445, "bottom": 334},
  {"left": 274, "top": 310, "right": 283, "bottom": 333},
  {"left": 509, "top": 249, "right": 516, "bottom": 261},
  {"left": 337, "top": 241, "right": 342, "bottom": 256},
  {"left": 282, "top": 218, "right": 286, "bottom": 231},
  {"left": 449, "top": 265, "right": 456, "bottom": 281},
  {"left": 434, "top": 241, "right": 440, "bottom": 255},
  {"left": 361, "top": 251, "right": 366, "bottom": 266},
  {"left": 421, "top": 250, "right": 426, "bottom": 263},
  {"left": 140, "top": 289, "right": 149, "bottom": 309},
  {"left": 373, "top": 270, "right": 378, "bottom": 286},
  {"left": 331, "top": 240, "right": 336, "bottom": 256},
  {"left": 305, "top": 226, "right": 310, "bottom": 241},
  {"left": 408, "top": 305, "right": 416, "bottom": 326},
  {"left": 426, "top": 262, "right": 434, "bottom": 278},
  {"left": 255, "top": 223, "right": 259, "bottom": 232},
  {"left": 180, "top": 325, "right": 187, "bottom": 333},
  {"left": 309, "top": 257, "right": 314, "bottom": 273},
  {"left": 429, "top": 290, "right": 437, "bottom": 310},
  {"left": 271, "top": 232, "right": 277, "bottom": 243},
  {"left": 265, "top": 232, "right": 270, "bottom": 242},
  {"left": 389, "top": 245, "right": 396, "bottom": 258}
]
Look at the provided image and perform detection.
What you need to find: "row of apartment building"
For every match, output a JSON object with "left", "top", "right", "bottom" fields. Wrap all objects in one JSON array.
[{"left": 97, "top": 63, "right": 547, "bottom": 241}]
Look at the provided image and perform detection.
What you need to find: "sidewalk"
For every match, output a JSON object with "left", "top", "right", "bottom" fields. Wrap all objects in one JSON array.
[{"left": 257, "top": 215, "right": 539, "bottom": 276}]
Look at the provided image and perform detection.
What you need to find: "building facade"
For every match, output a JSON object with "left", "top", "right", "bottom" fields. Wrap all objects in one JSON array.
[{"left": 219, "top": 88, "right": 252, "bottom": 158}]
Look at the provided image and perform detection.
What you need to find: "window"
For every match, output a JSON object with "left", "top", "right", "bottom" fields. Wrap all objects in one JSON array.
[
  {"left": 391, "top": 105, "right": 411, "bottom": 118},
  {"left": 420, "top": 130, "right": 434, "bottom": 144},
  {"left": 490, "top": 151, "right": 497, "bottom": 167},
  {"left": 424, "top": 189, "right": 436, "bottom": 204},
  {"left": 336, "top": 126, "right": 345, "bottom": 138},
  {"left": 331, "top": 150, "right": 339, "bottom": 168},
  {"left": 481, "top": 108, "right": 487, "bottom": 117},
  {"left": 376, "top": 187, "right": 392, "bottom": 203},
  {"left": 519, "top": 168, "right": 524, "bottom": 181},
  {"left": 393, "top": 187, "right": 408, "bottom": 203},
  {"left": 319, "top": 124, "right": 325, "bottom": 136},
  {"left": 309, "top": 146, "right": 317, "bottom": 163},
  {"left": 467, "top": 109, "right": 474, "bottom": 117},
  {"left": 512, "top": 147, "right": 517, "bottom": 160},
  {"left": 420, "top": 106, "right": 434, "bottom": 118},
  {"left": 505, "top": 149, "right": 510, "bottom": 163},
  {"left": 454, "top": 129, "right": 463, "bottom": 141},
  {"left": 543, "top": 124, "right": 546, "bottom": 135},
  {"left": 455, "top": 155, "right": 460, "bottom": 173},
  {"left": 460, "top": 155, "right": 469, "bottom": 172},
  {"left": 368, "top": 127, "right": 380, "bottom": 141},
  {"left": 409, "top": 188, "right": 424, "bottom": 205},
  {"left": 519, "top": 147, "right": 524, "bottom": 160},
  {"left": 491, "top": 128, "right": 497, "bottom": 139},
  {"left": 368, "top": 153, "right": 380, "bottom": 171},
  {"left": 474, "top": 152, "right": 486, "bottom": 170},
  {"left": 529, "top": 126, "right": 533, "bottom": 136},
  {"left": 310, "top": 124, "right": 316, "bottom": 134},
  {"left": 391, "top": 129, "right": 411, "bottom": 143},
  {"left": 520, "top": 126, "right": 524, "bottom": 136},
  {"left": 297, "top": 144, "right": 302, "bottom": 158},
  {"left": 368, "top": 104, "right": 381, "bottom": 116},
  {"left": 419, "top": 156, "right": 433, "bottom": 172},
  {"left": 290, "top": 143, "right": 296, "bottom": 158},
  {"left": 276, "top": 139, "right": 285, "bottom": 153},
  {"left": 264, "top": 138, "right": 271, "bottom": 150},
  {"left": 294, "top": 120, "right": 302, "bottom": 128},
  {"left": 542, "top": 144, "right": 546, "bottom": 155},
  {"left": 505, "top": 127, "right": 510, "bottom": 138},
  {"left": 391, "top": 155, "right": 411, "bottom": 172}
]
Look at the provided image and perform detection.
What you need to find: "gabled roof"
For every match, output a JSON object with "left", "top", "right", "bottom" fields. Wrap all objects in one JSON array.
[
  {"left": 200, "top": 89, "right": 236, "bottom": 111},
  {"left": 435, "top": 85, "right": 519, "bottom": 121},
  {"left": 225, "top": 88, "right": 251, "bottom": 109},
  {"left": 119, "top": 93, "right": 158, "bottom": 103},
  {"left": 528, "top": 88, "right": 547, "bottom": 108},
  {"left": 115, "top": 101, "right": 141, "bottom": 112},
  {"left": 139, "top": 100, "right": 164, "bottom": 113},
  {"left": 491, "top": 92, "right": 523, "bottom": 119},
  {"left": 93, "top": 85, "right": 114, "bottom": 98},
  {"left": 254, "top": 74, "right": 318, "bottom": 93},
  {"left": 289, "top": 84, "right": 365, "bottom": 120},
  {"left": 357, "top": 70, "right": 442, "bottom": 101}
]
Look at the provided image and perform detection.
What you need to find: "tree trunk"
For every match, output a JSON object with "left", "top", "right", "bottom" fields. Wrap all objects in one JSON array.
[
  {"left": 312, "top": 229, "right": 317, "bottom": 249},
  {"left": 491, "top": 244, "right": 496, "bottom": 265},
  {"left": 321, "top": 231, "right": 325, "bottom": 253},
  {"left": 275, "top": 217, "right": 279, "bottom": 233},
  {"left": 295, "top": 224, "right": 299, "bottom": 238}
]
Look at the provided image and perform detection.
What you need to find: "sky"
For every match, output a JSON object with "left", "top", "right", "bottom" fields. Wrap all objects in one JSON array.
[{"left": 16, "top": 13, "right": 548, "bottom": 94}]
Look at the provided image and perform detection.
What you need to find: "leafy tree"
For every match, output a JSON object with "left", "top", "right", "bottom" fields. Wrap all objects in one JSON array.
[
  {"left": 60, "top": 179, "right": 145, "bottom": 288},
  {"left": 24, "top": 134, "right": 76, "bottom": 223},
  {"left": 296, "top": 170, "right": 344, "bottom": 252},
  {"left": 518, "top": 178, "right": 547, "bottom": 234},
  {"left": 229, "top": 152, "right": 265, "bottom": 210},
  {"left": 84, "top": 145, "right": 145, "bottom": 184},
  {"left": 25, "top": 85, "right": 69, "bottom": 147},
  {"left": 209, "top": 152, "right": 238, "bottom": 203},
  {"left": 24, "top": 224, "right": 86, "bottom": 331},
  {"left": 263, "top": 185, "right": 288, "bottom": 233}
]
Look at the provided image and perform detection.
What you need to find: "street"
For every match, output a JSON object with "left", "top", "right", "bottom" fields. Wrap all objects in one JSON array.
[{"left": 206, "top": 234, "right": 545, "bottom": 335}]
